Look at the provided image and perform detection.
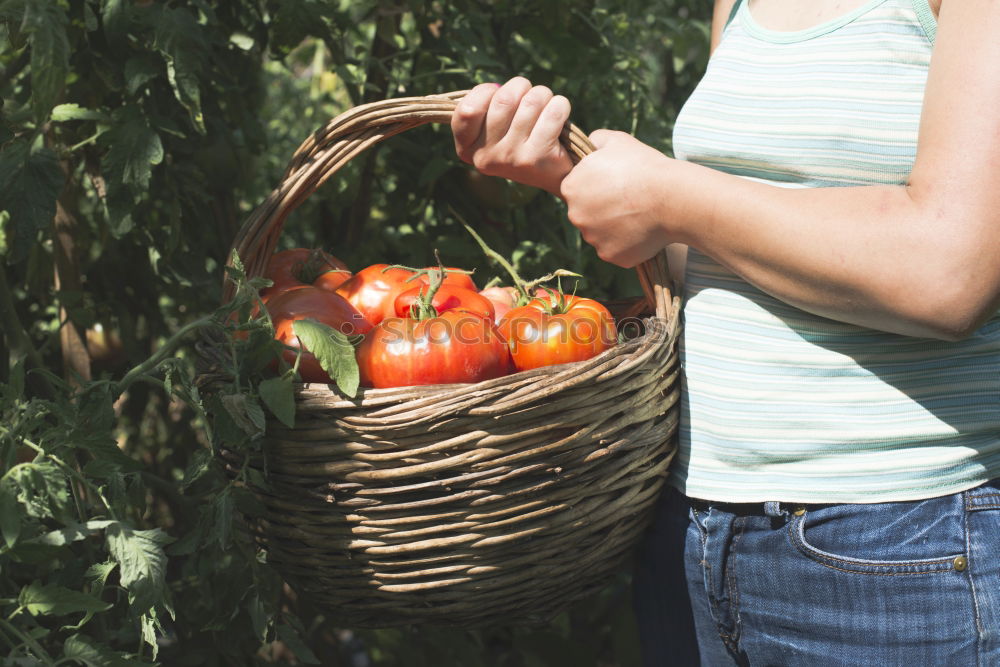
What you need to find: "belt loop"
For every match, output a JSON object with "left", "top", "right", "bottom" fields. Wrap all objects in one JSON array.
[{"left": 763, "top": 501, "right": 786, "bottom": 517}]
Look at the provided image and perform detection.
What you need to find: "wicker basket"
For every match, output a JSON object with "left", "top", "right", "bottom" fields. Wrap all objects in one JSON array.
[{"left": 211, "top": 91, "right": 681, "bottom": 628}]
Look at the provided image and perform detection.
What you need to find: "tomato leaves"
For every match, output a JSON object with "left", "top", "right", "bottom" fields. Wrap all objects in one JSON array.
[
  {"left": 18, "top": 581, "right": 112, "bottom": 618},
  {"left": 0, "top": 139, "right": 65, "bottom": 263},
  {"left": 105, "top": 523, "right": 173, "bottom": 617},
  {"left": 292, "top": 319, "right": 361, "bottom": 397},
  {"left": 257, "top": 375, "right": 296, "bottom": 428}
]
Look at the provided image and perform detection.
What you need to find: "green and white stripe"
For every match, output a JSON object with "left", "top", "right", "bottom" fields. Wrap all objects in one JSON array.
[{"left": 671, "top": 0, "right": 1000, "bottom": 503}]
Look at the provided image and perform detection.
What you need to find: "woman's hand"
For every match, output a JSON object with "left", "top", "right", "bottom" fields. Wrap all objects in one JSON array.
[
  {"left": 560, "top": 129, "right": 676, "bottom": 268},
  {"left": 451, "top": 77, "right": 575, "bottom": 196}
]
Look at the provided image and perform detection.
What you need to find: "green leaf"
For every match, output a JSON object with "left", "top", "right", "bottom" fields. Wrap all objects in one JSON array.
[
  {"left": 180, "top": 447, "right": 215, "bottom": 489},
  {"left": 100, "top": 105, "right": 163, "bottom": 237},
  {"left": 18, "top": 582, "right": 112, "bottom": 617},
  {"left": 248, "top": 591, "right": 269, "bottom": 641},
  {"left": 85, "top": 561, "right": 118, "bottom": 587},
  {"left": 28, "top": 520, "right": 115, "bottom": 547},
  {"left": 275, "top": 623, "right": 320, "bottom": 665},
  {"left": 23, "top": 0, "right": 70, "bottom": 122},
  {"left": 221, "top": 393, "right": 266, "bottom": 438},
  {"left": 292, "top": 319, "right": 360, "bottom": 397},
  {"left": 124, "top": 54, "right": 162, "bottom": 96},
  {"left": 258, "top": 375, "right": 296, "bottom": 428},
  {"left": 0, "top": 481, "right": 21, "bottom": 548},
  {"left": 105, "top": 522, "right": 173, "bottom": 615},
  {"left": 0, "top": 139, "right": 65, "bottom": 264},
  {"left": 6, "top": 461, "right": 70, "bottom": 520},
  {"left": 100, "top": 0, "right": 130, "bottom": 50},
  {"left": 51, "top": 103, "right": 110, "bottom": 122},
  {"left": 212, "top": 486, "right": 234, "bottom": 549},
  {"left": 140, "top": 609, "right": 163, "bottom": 659},
  {"left": 64, "top": 633, "right": 154, "bottom": 667},
  {"left": 153, "top": 7, "right": 207, "bottom": 134},
  {"left": 103, "top": 105, "right": 164, "bottom": 191},
  {"left": 232, "top": 485, "right": 267, "bottom": 519}
]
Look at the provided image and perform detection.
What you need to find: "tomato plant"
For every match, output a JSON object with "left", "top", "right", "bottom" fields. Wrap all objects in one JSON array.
[
  {"left": 499, "top": 291, "right": 617, "bottom": 371},
  {"left": 267, "top": 286, "right": 372, "bottom": 382}
]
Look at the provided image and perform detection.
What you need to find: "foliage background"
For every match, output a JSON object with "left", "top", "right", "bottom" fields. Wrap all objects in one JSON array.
[{"left": 0, "top": 0, "right": 710, "bottom": 664}]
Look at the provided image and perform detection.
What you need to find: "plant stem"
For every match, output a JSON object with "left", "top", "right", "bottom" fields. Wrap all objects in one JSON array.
[
  {"left": 450, "top": 206, "right": 530, "bottom": 301},
  {"left": 114, "top": 315, "right": 217, "bottom": 396},
  {"left": 0, "top": 618, "right": 56, "bottom": 665}
]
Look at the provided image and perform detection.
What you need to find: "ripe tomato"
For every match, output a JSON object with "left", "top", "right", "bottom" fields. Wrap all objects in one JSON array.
[
  {"left": 267, "top": 286, "right": 372, "bottom": 382},
  {"left": 334, "top": 264, "right": 421, "bottom": 325},
  {"left": 478, "top": 286, "right": 519, "bottom": 321},
  {"left": 356, "top": 309, "right": 512, "bottom": 388},
  {"left": 498, "top": 293, "right": 616, "bottom": 371},
  {"left": 394, "top": 284, "right": 495, "bottom": 321},
  {"left": 261, "top": 248, "right": 351, "bottom": 302},
  {"left": 335, "top": 264, "right": 478, "bottom": 325},
  {"left": 313, "top": 268, "right": 353, "bottom": 292}
]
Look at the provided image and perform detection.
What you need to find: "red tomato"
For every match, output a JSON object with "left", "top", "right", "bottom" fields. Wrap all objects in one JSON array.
[
  {"left": 336, "top": 264, "right": 478, "bottom": 325},
  {"left": 267, "top": 287, "right": 372, "bottom": 382},
  {"left": 394, "top": 284, "right": 495, "bottom": 320},
  {"left": 334, "top": 264, "right": 421, "bottom": 325},
  {"left": 313, "top": 268, "right": 353, "bottom": 292},
  {"left": 478, "top": 286, "right": 519, "bottom": 321},
  {"left": 498, "top": 293, "right": 616, "bottom": 371},
  {"left": 356, "top": 309, "right": 512, "bottom": 388},
  {"left": 261, "top": 248, "right": 351, "bottom": 302}
]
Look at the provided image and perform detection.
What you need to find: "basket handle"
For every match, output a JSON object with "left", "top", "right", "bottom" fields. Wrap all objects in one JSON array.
[{"left": 224, "top": 91, "right": 673, "bottom": 319}]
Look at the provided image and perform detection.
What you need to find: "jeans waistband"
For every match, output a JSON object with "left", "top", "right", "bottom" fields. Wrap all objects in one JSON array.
[{"left": 688, "top": 497, "right": 806, "bottom": 518}]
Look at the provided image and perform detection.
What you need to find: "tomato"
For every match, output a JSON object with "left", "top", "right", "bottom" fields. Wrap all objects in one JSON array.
[
  {"left": 334, "top": 264, "right": 421, "bottom": 325},
  {"left": 498, "top": 293, "right": 616, "bottom": 371},
  {"left": 260, "top": 248, "right": 351, "bottom": 302},
  {"left": 356, "top": 309, "right": 512, "bottom": 388},
  {"left": 266, "top": 286, "right": 373, "bottom": 382},
  {"left": 394, "top": 284, "right": 495, "bottom": 320},
  {"left": 313, "top": 268, "right": 353, "bottom": 292},
  {"left": 335, "top": 264, "right": 478, "bottom": 325},
  {"left": 478, "top": 286, "right": 519, "bottom": 321}
]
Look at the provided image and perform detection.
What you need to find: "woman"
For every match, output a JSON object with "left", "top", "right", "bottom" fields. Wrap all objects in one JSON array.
[{"left": 451, "top": 0, "right": 1000, "bottom": 664}]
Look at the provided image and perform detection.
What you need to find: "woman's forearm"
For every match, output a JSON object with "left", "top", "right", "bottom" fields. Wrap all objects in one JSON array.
[{"left": 665, "top": 159, "right": 999, "bottom": 340}]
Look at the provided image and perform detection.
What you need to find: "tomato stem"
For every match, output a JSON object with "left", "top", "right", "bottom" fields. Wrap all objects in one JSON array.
[
  {"left": 451, "top": 206, "right": 581, "bottom": 307},
  {"left": 451, "top": 207, "right": 532, "bottom": 304}
]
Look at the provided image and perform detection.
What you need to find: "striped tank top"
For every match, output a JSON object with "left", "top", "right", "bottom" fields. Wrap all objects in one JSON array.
[{"left": 671, "top": 0, "right": 1000, "bottom": 503}]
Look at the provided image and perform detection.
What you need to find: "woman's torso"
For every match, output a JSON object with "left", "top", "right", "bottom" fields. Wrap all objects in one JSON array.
[{"left": 671, "top": 0, "right": 1000, "bottom": 503}]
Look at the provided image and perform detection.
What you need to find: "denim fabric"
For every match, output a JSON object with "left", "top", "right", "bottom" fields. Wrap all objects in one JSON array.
[{"left": 632, "top": 480, "right": 1000, "bottom": 666}]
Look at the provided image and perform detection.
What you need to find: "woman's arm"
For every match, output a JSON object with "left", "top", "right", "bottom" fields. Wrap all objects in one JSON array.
[{"left": 560, "top": 0, "right": 1000, "bottom": 341}]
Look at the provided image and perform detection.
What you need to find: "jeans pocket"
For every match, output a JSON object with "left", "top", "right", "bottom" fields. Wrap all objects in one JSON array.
[
  {"left": 965, "top": 480, "right": 1000, "bottom": 656},
  {"left": 787, "top": 495, "right": 967, "bottom": 576}
]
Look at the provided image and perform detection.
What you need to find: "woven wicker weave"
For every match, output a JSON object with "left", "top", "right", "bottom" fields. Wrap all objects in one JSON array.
[{"left": 213, "top": 91, "right": 681, "bottom": 628}]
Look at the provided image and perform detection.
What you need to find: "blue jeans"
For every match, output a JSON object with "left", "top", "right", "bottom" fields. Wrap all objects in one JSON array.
[{"left": 632, "top": 480, "right": 1000, "bottom": 666}]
